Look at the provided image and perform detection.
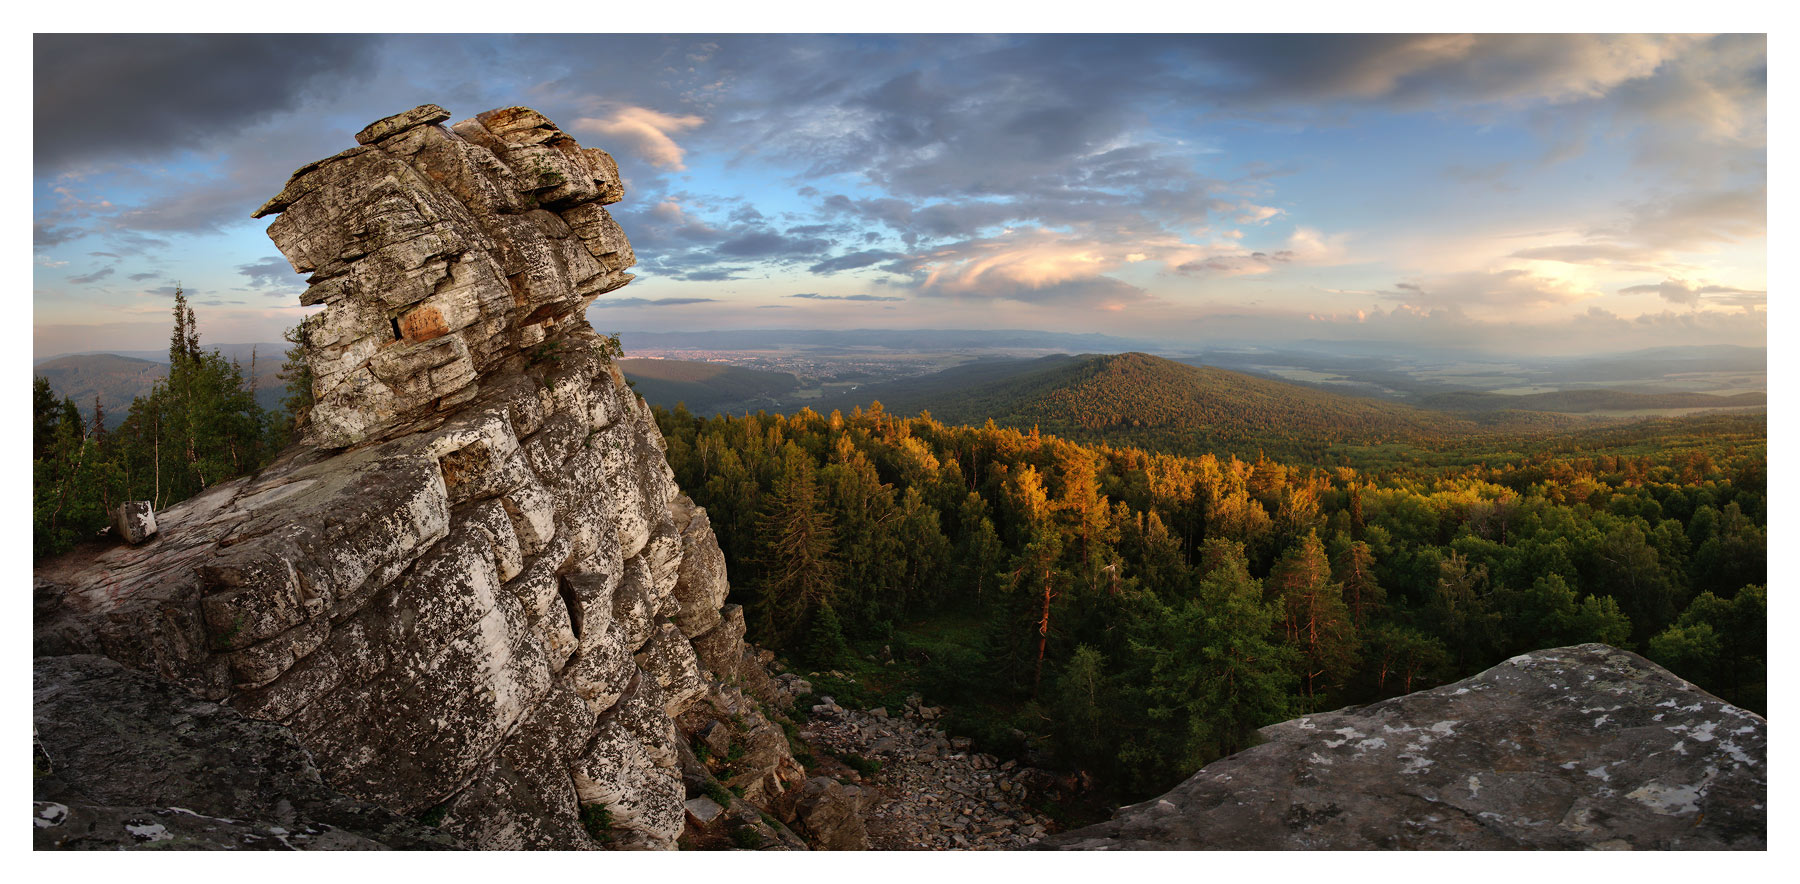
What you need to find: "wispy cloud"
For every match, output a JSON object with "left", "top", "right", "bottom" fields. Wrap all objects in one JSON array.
[
  {"left": 590, "top": 297, "right": 720, "bottom": 309},
  {"left": 788, "top": 293, "right": 904, "bottom": 302},
  {"left": 573, "top": 105, "right": 706, "bottom": 170},
  {"left": 68, "top": 267, "right": 115, "bottom": 285}
]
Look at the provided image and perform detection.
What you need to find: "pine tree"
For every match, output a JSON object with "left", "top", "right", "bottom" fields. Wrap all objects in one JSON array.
[
  {"left": 1119, "top": 539, "right": 1291, "bottom": 791},
  {"left": 753, "top": 443, "right": 840, "bottom": 644},
  {"left": 1268, "top": 529, "right": 1359, "bottom": 709}
]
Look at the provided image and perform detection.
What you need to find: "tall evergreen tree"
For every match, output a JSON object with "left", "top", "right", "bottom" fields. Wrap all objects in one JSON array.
[
  {"left": 753, "top": 442, "right": 840, "bottom": 644},
  {"left": 1268, "top": 529, "right": 1359, "bottom": 709}
]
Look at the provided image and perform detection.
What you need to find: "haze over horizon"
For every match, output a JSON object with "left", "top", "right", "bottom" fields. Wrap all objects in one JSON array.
[{"left": 33, "top": 34, "right": 1766, "bottom": 359}]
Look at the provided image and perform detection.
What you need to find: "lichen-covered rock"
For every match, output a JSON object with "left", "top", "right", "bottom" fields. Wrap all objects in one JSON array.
[
  {"left": 33, "top": 654, "right": 465, "bottom": 850},
  {"left": 793, "top": 776, "right": 872, "bottom": 850},
  {"left": 1043, "top": 644, "right": 1766, "bottom": 850},
  {"left": 112, "top": 501, "right": 157, "bottom": 544},
  {"left": 32, "top": 106, "right": 799, "bottom": 851},
  {"left": 253, "top": 104, "right": 633, "bottom": 451}
]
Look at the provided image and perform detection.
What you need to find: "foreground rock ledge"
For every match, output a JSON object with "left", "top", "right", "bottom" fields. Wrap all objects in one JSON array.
[
  {"left": 1043, "top": 644, "right": 1765, "bottom": 850},
  {"left": 34, "top": 655, "right": 466, "bottom": 850}
]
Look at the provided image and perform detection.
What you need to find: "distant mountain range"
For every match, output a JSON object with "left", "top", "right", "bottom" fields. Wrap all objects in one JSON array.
[
  {"left": 618, "top": 328, "right": 1162, "bottom": 354},
  {"left": 616, "top": 359, "right": 800, "bottom": 415},
  {"left": 34, "top": 346, "right": 289, "bottom": 427},
  {"left": 805, "top": 352, "right": 1524, "bottom": 452}
]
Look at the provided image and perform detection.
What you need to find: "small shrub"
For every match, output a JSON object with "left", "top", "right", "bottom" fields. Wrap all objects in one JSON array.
[
  {"left": 579, "top": 803, "right": 614, "bottom": 844},
  {"left": 703, "top": 780, "right": 734, "bottom": 807},
  {"left": 829, "top": 749, "right": 882, "bottom": 777},
  {"left": 730, "top": 826, "right": 765, "bottom": 849}
]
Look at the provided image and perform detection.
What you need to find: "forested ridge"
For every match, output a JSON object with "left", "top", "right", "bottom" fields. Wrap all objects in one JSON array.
[
  {"left": 813, "top": 352, "right": 1588, "bottom": 461},
  {"left": 655, "top": 401, "right": 1766, "bottom": 801}
]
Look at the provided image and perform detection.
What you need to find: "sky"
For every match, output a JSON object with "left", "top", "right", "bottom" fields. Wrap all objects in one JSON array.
[{"left": 30, "top": 32, "right": 1768, "bottom": 358}]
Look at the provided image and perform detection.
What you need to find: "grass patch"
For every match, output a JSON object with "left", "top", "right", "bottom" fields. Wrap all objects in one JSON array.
[
  {"left": 827, "top": 749, "right": 883, "bottom": 777},
  {"left": 702, "top": 779, "right": 734, "bottom": 807},
  {"left": 729, "top": 826, "right": 765, "bottom": 849}
]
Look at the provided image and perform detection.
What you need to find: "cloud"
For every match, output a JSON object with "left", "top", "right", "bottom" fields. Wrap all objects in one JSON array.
[
  {"left": 34, "top": 222, "right": 83, "bottom": 249},
  {"left": 717, "top": 231, "right": 831, "bottom": 259},
  {"left": 33, "top": 34, "right": 377, "bottom": 174},
  {"left": 1195, "top": 34, "right": 1692, "bottom": 109},
  {"left": 1509, "top": 243, "right": 1660, "bottom": 266},
  {"left": 808, "top": 250, "right": 906, "bottom": 274},
  {"left": 590, "top": 297, "right": 720, "bottom": 309},
  {"left": 1508, "top": 185, "right": 1765, "bottom": 279},
  {"left": 1175, "top": 226, "right": 1352, "bottom": 277},
  {"left": 68, "top": 267, "right": 115, "bottom": 285},
  {"left": 1618, "top": 278, "right": 1766, "bottom": 308},
  {"left": 573, "top": 106, "right": 705, "bottom": 170},
  {"left": 237, "top": 256, "right": 302, "bottom": 292},
  {"left": 1382, "top": 269, "right": 1592, "bottom": 310},
  {"left": 893, "top": 229, "right": 1144, "bottom": 302},
  {"left": 127, "top": 272, "right": 159, "bottom": 282},
  {"left": 1235, "top": 203, "right": 1283, "bottom": 224},
  {"left": 787, "top": 293, "right": 904, "bottom": 302}
]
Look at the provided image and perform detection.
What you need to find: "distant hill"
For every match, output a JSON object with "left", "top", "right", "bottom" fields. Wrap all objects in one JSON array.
[
  {"left": 618, "top": 328, "right": 1159, "bottom": 354},
  {"left": 810, "top": 352, "right": 1572, "bottom": 455},
  {"left": 617, "top": 359, "right": 800, "bottom": 414},
  {"left": 35, "top": 349, "right": 288, "bottom": 427},
  {"left": 1419, "top": 389, "right": 1766, "bottom": 415}
]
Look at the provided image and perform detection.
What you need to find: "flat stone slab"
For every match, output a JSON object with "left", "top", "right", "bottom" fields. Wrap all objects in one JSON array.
[{"left": 1043, "top": 644, "right": 1765, "bottom": 850}]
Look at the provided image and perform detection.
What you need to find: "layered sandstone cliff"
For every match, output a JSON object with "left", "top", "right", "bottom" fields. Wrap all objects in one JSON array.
[{"left": 34, "top": 105, "right": 800, "bottom": 850}]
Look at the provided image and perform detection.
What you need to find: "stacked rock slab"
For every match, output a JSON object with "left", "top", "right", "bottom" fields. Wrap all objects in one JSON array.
[
  {"left": 33, "top": 106, "right": 784, "bottom": 850},
  {"left": 1042, "top": 644, "right": 1766, "bottom": 850}
]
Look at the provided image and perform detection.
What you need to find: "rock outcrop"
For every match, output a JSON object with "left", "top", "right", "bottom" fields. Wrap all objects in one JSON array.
[
  {"left": 1042, "top": 645, "right": 1766, "bottom": 850},
  {"left": 34, "top": 654, "right": 466, "bottom": 850},
  {"left": 33, "top": 105, "right": 796, "bottom": 851}
]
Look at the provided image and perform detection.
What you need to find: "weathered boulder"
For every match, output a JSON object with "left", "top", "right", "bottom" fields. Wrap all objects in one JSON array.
[
  {"left": 1043, "top": 645, "right": 1766, "bottom": 850},
  {"left": 32, "top": 105, "right": 800, "bottom": 851},
  {"left": 33, "top": 654, "right": 465, "bottom": 850},
  {"left": 793, "top": 776, "right": 872, "bottom": 850}
]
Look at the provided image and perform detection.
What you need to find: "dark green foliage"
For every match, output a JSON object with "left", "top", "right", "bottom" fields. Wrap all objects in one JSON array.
[
  {"left": 579, "top": 803, "right": 614, "bottom": 843},
  {"left": 827, "top": 750, "right": 882, "bottom": 777},
  {"left": 649, "top": 398, "right": 1761, "bottom": 801},
  {"left": 729, "top": 826, "right": 765, "bottom": 849},
  {"left": 1647, "top": 584, "right": 1764, "bottom": 711},
  {"left": 804, "top": 602, "right": 851, "bottom": 668},
  {"left": 702, "top": 779, "right": 734, "bottom": 808}
]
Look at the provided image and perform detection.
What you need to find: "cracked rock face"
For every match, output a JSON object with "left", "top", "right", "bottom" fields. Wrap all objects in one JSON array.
[
  {"left": 1043, "top": 644, "right": 1766, "bottom": 850},
  {"left": 33, "top": 106, "right": 786, "bottom": 851},
  {"left": 254, "top": 104, "right": 634, "bottom": 451},
  {"left": 33, "top": 654, "right": 466, "bottom": 850}
]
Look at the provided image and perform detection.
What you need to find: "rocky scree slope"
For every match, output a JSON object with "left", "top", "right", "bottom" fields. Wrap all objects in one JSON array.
[
  {"left": 33, "top": 105, "right": 808, "bottom": 850},
  {"left": 1042, "top": 644, "right": 1765, "bottom": 850}
]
